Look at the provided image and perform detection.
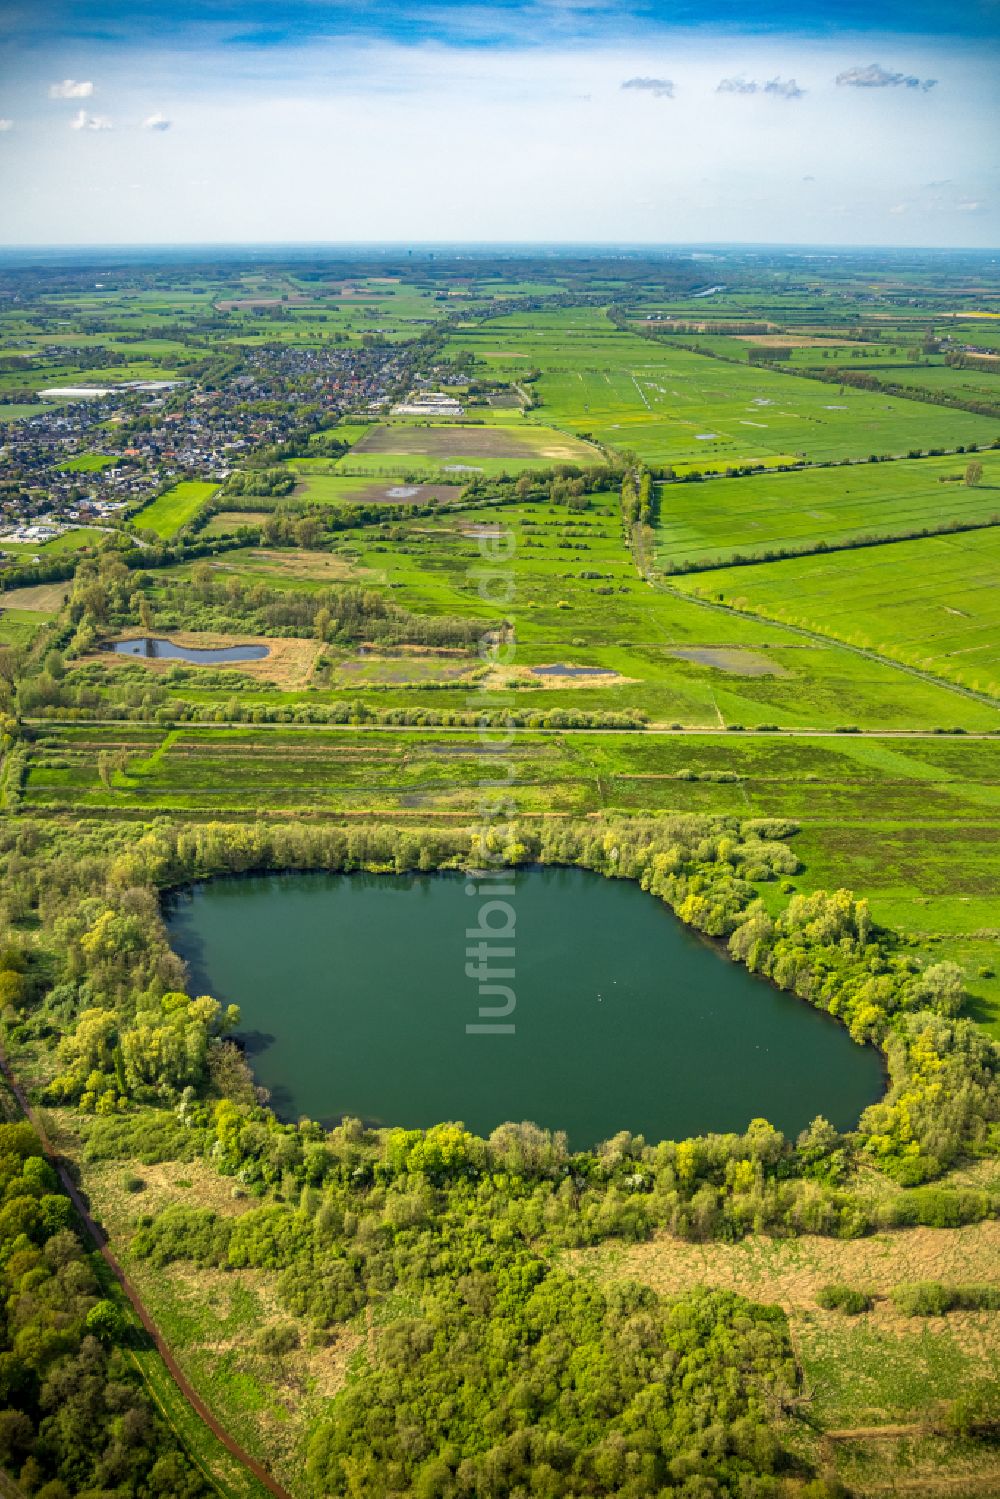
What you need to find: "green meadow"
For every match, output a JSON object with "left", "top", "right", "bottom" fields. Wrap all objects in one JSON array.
[
  {"left": 657, "top": 450, "right": 1000, "bottom": 568},
  {"left": 333, "top": 419, "right": 603, "bottom": 477},
  {"left": 123, "top": 493, "right": 1000, "bottom": 734},
  {"left": 57, "top": 452, "right": 117, "bottom": 473},
  {"left": 678, "top": 526, "right": 1000, "bottom": 696},
  {"left": 446, "top": 308, "right": 1000, "bottom": 466},
  {"left": 133, "top": 480, "right": 219, "bottom": 538}
]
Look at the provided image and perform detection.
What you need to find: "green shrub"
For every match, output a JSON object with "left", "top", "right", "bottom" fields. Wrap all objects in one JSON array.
[
  {"left": 816, "top": 1283, "right": 873, "bottom": 1314},
  {"left": 891, "top": 1282, "right": 1000, "bottom": 1315},
  {"left": 256, "top": 1321, "right": 301, "bottom": 1356}
]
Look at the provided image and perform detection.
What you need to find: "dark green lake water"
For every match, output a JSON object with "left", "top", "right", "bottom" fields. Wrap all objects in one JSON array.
[{"left": 166, "top": 868, "right": 884, "bottom": 1147}]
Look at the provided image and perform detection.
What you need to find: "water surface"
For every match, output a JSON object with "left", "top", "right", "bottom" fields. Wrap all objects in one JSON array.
[
  {"left": 110, "top": 636, "right": 268, "bottom": 664},
  {"left": 166, "top": 868, "right": 884, "bottom": 1146}
]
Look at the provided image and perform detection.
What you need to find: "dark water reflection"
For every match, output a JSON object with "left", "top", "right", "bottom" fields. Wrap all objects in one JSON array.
[{"left": 166, "top": 868, "right": 885, "bottom": 1147}]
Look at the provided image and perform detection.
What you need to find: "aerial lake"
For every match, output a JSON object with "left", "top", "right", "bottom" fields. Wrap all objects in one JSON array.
[
  {"left": 109, "top": 637, "right": 269, "bottom": 664},
  {"left": 166, "top": 867, "right": 885, "bottom": 1146}
]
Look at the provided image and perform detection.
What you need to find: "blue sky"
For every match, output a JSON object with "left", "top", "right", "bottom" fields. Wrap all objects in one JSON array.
[{"left": 0, "top": 0, "right": 997, "bottom": 245}]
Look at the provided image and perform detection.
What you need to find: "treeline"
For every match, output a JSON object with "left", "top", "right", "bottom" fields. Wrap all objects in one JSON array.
[
  {"left": 21, "top": 678, "right": 646, "bottom": 731},
  {"left": 63, "top": 551, "right": 493, "bottom": 652},
  {"left": 944, "top": 351, "right": 1000, "bottom": 376},
  {"left": 619, "top": 465, "right": 657, "bottom": 575},
  {"left": 0, "top": 530, "right": 252, "bottom": 593},
  {"left": 0, "top": 1120, "right": 208, "bottom": 1496},
  {"left": 747, "top": 346, "right": 794, "bottom": 364},
  {"left": 620, "top": 467, "right": 656, "bottom": 528},
  {"left": 811, "top": 365, "right": 1000, "bottom": 423},
  {"left": 221, "top": 467, "right": 296, "bottom": 498}
]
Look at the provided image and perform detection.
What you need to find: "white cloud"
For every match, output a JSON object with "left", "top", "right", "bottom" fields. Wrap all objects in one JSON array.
[
  {"left": 50, "top": 79, "right": 94, "bottom": 99},
  {"left": 621, "top": 76, "right": 674, "bottom": 98},
  {"left": 955, "top": 200, "right": 981, "bottom": 212},
  {"left": 0, "top": 119, "right": 13, "bottom": 132},
  {"left": 4, "top": 37, "right": 994, "bottom": 250},
  {"left": 142, "top": 112, "right": 172, "bottom": 131},
  {"left": 717, "top": 74, "right": 804, "bottom": 98},
  {"left": 836, "top": 63, "right": 936, "bottom": 91},
  {"left": 764, "top": 77, "right": 804, "bottom": 99},
  {"left": 70, "top": 109, "right": 112, "bottom": 131}
]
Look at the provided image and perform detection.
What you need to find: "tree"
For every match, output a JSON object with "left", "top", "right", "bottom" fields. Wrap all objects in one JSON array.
[
  {"left": 965, "top": 460, "right": 983, "bottom": 487},
  {"left": 914, "top": 961, "right": 965, "bottom": 1017},
  {"left": 85, "top": 1299, "right": 125, "bottom": 1342}
]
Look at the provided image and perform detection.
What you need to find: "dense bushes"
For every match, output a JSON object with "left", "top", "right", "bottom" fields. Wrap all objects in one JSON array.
[
  {"left": 0, "top": 1122, "right": 207, "bottom": 1496},
  {"left": 65, "top": 550, "right": 492, "bottom": 651},
  {"left": 128, "top": 1193, "right": 800, "bottom": 1496},
  {"left": 890, "top": 1281, "right": 1000, "bottom": 1316},
  {"left": 306, "top": 1281, "right": 796, "bottom": 1498},
  {"left": 816, "top": 1283, "right": 873, "bottom": 1314}
]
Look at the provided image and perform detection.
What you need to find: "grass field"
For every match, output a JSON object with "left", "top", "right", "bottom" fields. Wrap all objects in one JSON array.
[
  {"left": 678, "top": 526, "right": 1000, "bottom": 697},
  {"left": 285, "top": 466, "right": 464, "bottom": 506},
  {"left": 335, "top": 419, "right": 604, "bottom": 476},
  {"left": 0, "top": 580, "right": 71, "bottom": 611},
  {"left": 149, "top": 497, "right": 1000, "bottom": 733},
  {"left": 657, "top": 452, "right": 1000, "bottom": 568},
  {"left": 445, "top": 308, "right": 1000, "bottom": 467},
  {"left": 58, "top": 452, "right": 116, "bottom": 472},
  {"left": 134, "top": 480, "right": 219, "bottom": 538},
  {"left": 0, "top": 606, "right": 52, "bottom": 645}
]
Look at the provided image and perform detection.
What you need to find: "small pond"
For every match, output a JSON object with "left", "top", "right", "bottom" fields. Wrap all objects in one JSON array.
[
  {"left": 109, "top": 636, "right": 269, "bottom": 664},
  {"left": 532, "top": 664, "right": 618, "bottom": 678},
  {"left": 166, "top": 868, "right": 884, "bottom": 1146}
]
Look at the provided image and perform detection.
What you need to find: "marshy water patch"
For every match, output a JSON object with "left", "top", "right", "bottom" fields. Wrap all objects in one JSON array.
[
  {"left": 108, "top": 636, "right": 269, "bottom": 664},
  {"left": 670, "top": 647, "right": 787, "bottom": 677},
  {"left": 165, "top": 866, "right": 884, "bottom": 1147},
  {"left": 532, "top": 663, "right": 619, "bottom": 678}
]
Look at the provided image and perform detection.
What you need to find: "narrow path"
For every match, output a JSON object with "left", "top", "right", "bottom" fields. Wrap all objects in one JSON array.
[{"left": 0, "top": 1045, "right": 291, "bottom": 1499}]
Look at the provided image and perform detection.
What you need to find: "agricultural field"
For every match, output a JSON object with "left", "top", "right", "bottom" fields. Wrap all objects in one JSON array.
[
  {"left": 284, "top": 465, "right": 463, "bottom": 507},
  {"left": 335, "top": 419, "right": 603, "bottom": 476},
  {"left": 0, "top": 606, "right": 51, "bottom": 645},
  {"left": 678, "top": 526, "right": 1000, "bottom": 697},
  {"left": 447, "top": 309, "right": 1000, "bottom": 466},
  {"left": 133, "top": 479, "right": 219, "bottom": 537},
  {"left": 657, "top": 450, "right": 1000, "bottom": 568}
]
